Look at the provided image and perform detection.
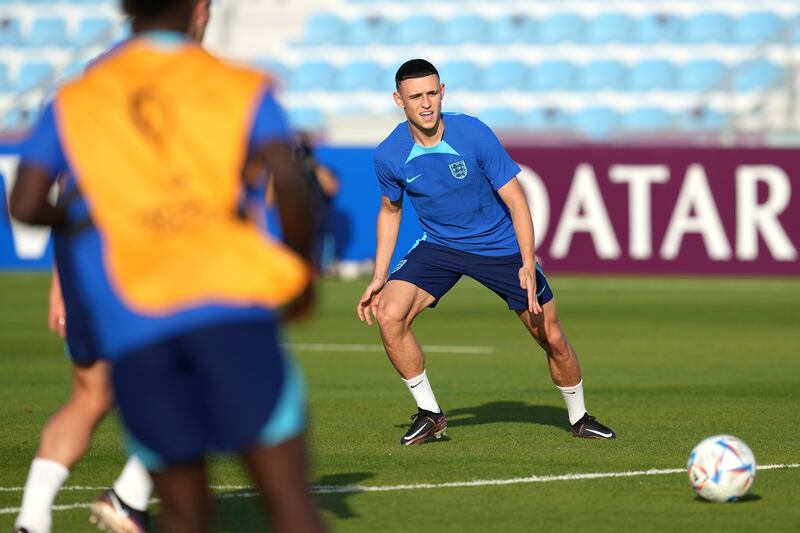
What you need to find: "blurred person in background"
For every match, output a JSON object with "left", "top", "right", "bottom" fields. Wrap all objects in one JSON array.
[
  {"left": 357, "top": 59, "right": 616, "bottom": 446},
  {"left": 9, "top": 0, "right": 325, "bottom": 532}
]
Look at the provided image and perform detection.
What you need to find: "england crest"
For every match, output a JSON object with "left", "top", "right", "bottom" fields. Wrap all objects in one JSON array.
[{"left": 449, "top": 160, "right": 468, "bottom": 179}]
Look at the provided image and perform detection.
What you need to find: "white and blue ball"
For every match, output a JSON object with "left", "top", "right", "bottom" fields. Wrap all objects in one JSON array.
[{"left": 687, "top": 434, "right": 756, "bottom": 502}]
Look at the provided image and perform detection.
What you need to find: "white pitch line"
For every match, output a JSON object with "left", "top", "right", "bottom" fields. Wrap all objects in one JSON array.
[
  {"left": 1, "top": 463, "right": 798, "bottom": 515},
  {"left": 286, "top": 343, "right": 494, "bottom": 354}
]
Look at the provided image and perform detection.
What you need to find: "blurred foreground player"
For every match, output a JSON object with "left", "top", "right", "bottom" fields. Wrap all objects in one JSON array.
[
  {"left": 357, "top": 59, "right": 616, "bottom": 445},
  {"left": 9, "top": 0, "right": 325, "bottom": 531}
]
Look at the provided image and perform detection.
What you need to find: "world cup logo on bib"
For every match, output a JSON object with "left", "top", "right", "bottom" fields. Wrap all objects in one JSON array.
[{"left": 449, "top": 160, "right": 468, "bottom": 179}]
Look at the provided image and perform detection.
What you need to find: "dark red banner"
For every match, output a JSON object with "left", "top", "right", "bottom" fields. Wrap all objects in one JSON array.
[{"left": 507, "top": 146, "right": 800, "bottom": 275}]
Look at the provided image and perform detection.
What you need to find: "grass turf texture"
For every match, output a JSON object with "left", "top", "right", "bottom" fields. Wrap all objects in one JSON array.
[{"left": 1, "top": 273, "right": 799, "bottom": 532}]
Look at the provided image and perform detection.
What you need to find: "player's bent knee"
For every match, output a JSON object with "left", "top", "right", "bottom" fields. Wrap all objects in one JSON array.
[{"left": 375, "top": 301, "right": 410, "bottom": 331}]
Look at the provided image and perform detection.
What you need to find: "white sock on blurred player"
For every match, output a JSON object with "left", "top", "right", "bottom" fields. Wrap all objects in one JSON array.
[
  {"left": 112, "top": 455, "right": 152, "bottom": 511},
  {"left": 557, "top": 379, "right": 587, "bottom": 425},
  {"left": 403, "top": 369, "right": 441, "bottom": 413},
  {"left": 15, "top": 458, "right": 69, "bottom": 533}
]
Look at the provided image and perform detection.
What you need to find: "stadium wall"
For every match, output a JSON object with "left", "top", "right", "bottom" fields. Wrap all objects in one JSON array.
[{"left": 1, "top": 142, "right": 798, "bottom": 275}]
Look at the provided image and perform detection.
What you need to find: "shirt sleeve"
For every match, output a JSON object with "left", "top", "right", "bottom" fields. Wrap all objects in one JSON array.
[
  {"left": 248, "top": 86, "right": 293, "bottom": 152},
  {"left": 374, "top": 154, "right": 403, "bottom": 202},
  {"left": 18, "top": 102, "right": 69, "bottom": 180},
  {"left": 474, "top": 118, "right": 521, "bottom": 191}
]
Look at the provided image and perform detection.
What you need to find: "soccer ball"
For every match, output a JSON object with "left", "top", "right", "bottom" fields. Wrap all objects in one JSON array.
[{"left": 687, "top": 435, "right": 756, "bottom": 502}]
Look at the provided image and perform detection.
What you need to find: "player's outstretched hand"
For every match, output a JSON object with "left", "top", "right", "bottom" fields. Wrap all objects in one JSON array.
[
  {"left": 48, "top": 269, "right": 66, "bottom": 338},
  {"left": 357, "top": 277, "right": 386, "bottom": 326},
  {"left": 519, "top": 265, "right": 542, "bottom": 315}
]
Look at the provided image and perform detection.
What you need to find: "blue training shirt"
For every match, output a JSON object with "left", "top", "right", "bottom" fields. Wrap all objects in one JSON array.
[{"left": 374, "top": 113, "right": 522, "bottom": 256}]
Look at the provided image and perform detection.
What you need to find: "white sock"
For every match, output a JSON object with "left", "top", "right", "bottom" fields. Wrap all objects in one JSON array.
[
  {"left": 402, "top": 369, "right": 441, "bottom": 413},
  {"left": 557, "top": 379, "right": 587, "bottom": 425},
  {"left": 15, "top": 458, "right": 70, "bottom": 533},
  {"left": 112, "top": 456, "right": 153, "bottom": 511}
]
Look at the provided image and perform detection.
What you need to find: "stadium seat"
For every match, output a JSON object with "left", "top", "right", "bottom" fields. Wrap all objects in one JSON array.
[
  {"left": 574, "top": 107, "right": 619, "bottom": 139},
  {"left": 584, "top": 14, "right": 634, "bottom": 44},
  {"left": 733, "top": 12, "right": 786, "bottom": 44},
  {"left": 684, "top": 13, "right": 733, "bottom": 43},
  {"left": 478, "top": 107, "right": 520, "bottom": 130},
  {"left": 302, "top": 14, "right": 344, "bottom": 45},
  {"left": 678, "top": 59, "right": 728, "bottom": 91},
  {"left": 634, "top": 13, "right": 683, "bottom": 43},
  {"left": 529, "top": 60, "right": 577, "bottom": 91},
  {"left": 488, "top": 14, "right": 536, "bottom": 44},
  {"left": 26, "top": 18, "right": 69, "bottom": 48},
  {"left": 346, "top": 16, "right": 392, "bottom": 45},
  {"left": 73, "top": 18, "right": 114, "bottom": 48},
  {"left": 623, "top": 107, "right": 672, "bottom": 131},
  {"left": 578, "top": 60, "right": 627, "bottom": 91},
  {"left": 676, "top": 106, "right": 727, "bottom": 131},
  {"left": 481, "top": 61, "right": 529, "bottom": 91},
  {"left": 0, "top": 18, "right": 23, "bottom": 47},
  {"left": 288, "top": 62, "right": 336, "bottom": 91},
  {"left": 288, "top": 107, "right": 324, "bottom": 131},
  {"left": 14, "top": 63, "right": 53, "bottom": 93},
  {"left": 3, "top": 107, "right": 34, "bottom": 130},
  {"left": 438, "top": 61, "right": 481, "bottom": 91},
  {"left": 537, "top": 14, "right": 584, "bottom": 44},
  {"left": 628, "top": 59, "right": 676, "bottom": 91},
  {"left": 336, "top": 61, "right": 383, "bottom": 91},
  {"left": 0, "top": 63, "right": 9, "bottom": 92},
  {"left": 520, "top": 106, "right": 573, "bottom": 131},
  {"left": 441, "top": 15, "right": 489, "bottom": 44},
  {"left": 733, "top": 59, "right": 784, "bottom": 91},
  {"left": 252, "top": 58, "right": 289, "bottom": 84},
  {"left": 394, "top": 16, "right": 439, "bottom": 45}
]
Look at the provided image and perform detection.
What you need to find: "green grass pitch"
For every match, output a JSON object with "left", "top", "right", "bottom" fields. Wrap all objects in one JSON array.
[{"left": 1, "top": 273, "right": 799, "bottom": 532}]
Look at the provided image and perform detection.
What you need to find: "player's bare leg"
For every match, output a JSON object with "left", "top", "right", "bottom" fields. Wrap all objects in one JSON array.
[
  {"left": 150, "top": 463, "right": 210, "bottom": 533},
  {"left": 241, "top": 436, "right": 325, "bottom": 533},
  {"left": 374, "top": 280, "right": 447, "bottom": 444},
  {"left": 518, "top": 300, "right": 616, "bottom": 439}
]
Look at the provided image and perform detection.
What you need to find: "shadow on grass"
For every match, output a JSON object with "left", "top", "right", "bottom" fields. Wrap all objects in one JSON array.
[
  {"left": 210, "top": 489, "right": 269, "bottom": 532},
  {"left": 314, "top": 471, "right": 375, "bottom": 519},
  {"left": 446, "top": 401, "right": 567, "bottom": 432},
  {"left": 693, "top": 493, "right": 762, "bottom": 504}
]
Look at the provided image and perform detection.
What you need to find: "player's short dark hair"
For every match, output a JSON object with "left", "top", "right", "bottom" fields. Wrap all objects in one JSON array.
[
  {"left": 395, "top": 59, "right": 439, "bottom": 89},
  {"left": 122, "top": 0, "right": 193, "bottom": 18}
]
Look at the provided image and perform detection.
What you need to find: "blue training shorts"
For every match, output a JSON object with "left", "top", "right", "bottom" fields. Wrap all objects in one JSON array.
[
  {"left": 111, "top": 318, "right": 306, "bottom": 470},
  {"left": 388, "top": 241, "right": 554, "bottom": 310}
]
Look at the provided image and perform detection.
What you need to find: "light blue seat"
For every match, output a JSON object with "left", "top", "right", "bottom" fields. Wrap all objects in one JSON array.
[
  {"left": 438, "top": 61, "right": 481, "bottom": 91},
  {"left": 27, "top": 18, "right": 69, "bottom": 47},
  {"left": 336, "top": 61, "right": 383, "bottom": 91},
  {"left": 521, "top": 107, "right": 573, "bottom": 131},
  {"left": 481, "top": 61, "right": 528, "bottom": 91},
  {"left": 677, "top": 106, "right": 727, "bottom": 131},
  {"left": 441, "top": 15, "right": 489, "bottom": 44},
  {"left": 302, "top": 14, "right": 345, "bottom": 45},
  {"left": 584, "top": 14, "right": 634, "bottom": 44},
  {"left": 73, "top": 18, "right": 114, "bottom": 48},
  {"left": 252, "top": 59, "right": 289, "bottom": 84},
  {"left": 395, "top": 16, "right": 439, "bottom": 45},
  {"left": 678, "top": 60, "right": 728, "bottom": 91},
  {"left": 733, "top": 59, "right": 783, "bottom": 91},
  {"left": 629, "top": 60, "right": 676, "bottom": 91},
  {"left": 488, "top": 14, "right": 536, "bottom": 44},
  {"left": 623, "top": 107, "right": 672, "bottom": 131},
  {"left": 795, "top": 16, "right": 800, "bottom": 43},
  {"left": 734, "top": 12, "right": 786, "bottom": 44},
  {"left": 530, "top": 60, "right": 577, "bottom": 91},
  {"left": 288, "top": 108, "right": 324, "bottom": 132},
  {"left": 0, "top": 63, "right": 9, "bottom": 92},
  {"left": 579, "top": 60, "right": 627, "bottom": 91},
  {"left": 3, "top": 108, "right": 33, "bottom": 131},
  {"left": 634, "top": 13, "right": 683, "bottom": 43},
  {"left": 478, "top": 107, "right": 520, "bottom": 130},
  {"left": 15, "top": 63, "right": 53, "bottom": 93},
  {"left": 0, "top": 18, "right": 23, "bottom": 47},
  {"left": 575, "top": 107, "right": 619, "bottom": 139},
  {"left": 684, "top": 13, "right": 733, "bottom": 43},
  {"left": 537, "top": 14, "right": 584, "bottom": 44},
  {"left": 288, "top": 62, "right": 336, "bottom": 91},
  {"left": 346, "top": 16, "right": 392, "bottom": 45}
]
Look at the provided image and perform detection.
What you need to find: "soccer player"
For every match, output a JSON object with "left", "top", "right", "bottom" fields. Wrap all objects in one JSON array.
[
  {"left": 9, "top": 1, "right": 325, "bottom": 532},
  {"left": 357, "top": 59, "right": 616, "bottom": 445}
]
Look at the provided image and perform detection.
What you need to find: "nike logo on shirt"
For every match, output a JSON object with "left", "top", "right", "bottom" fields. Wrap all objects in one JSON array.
[{"left": 406, "top": 174, "right": 423, "bottom": 183}]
